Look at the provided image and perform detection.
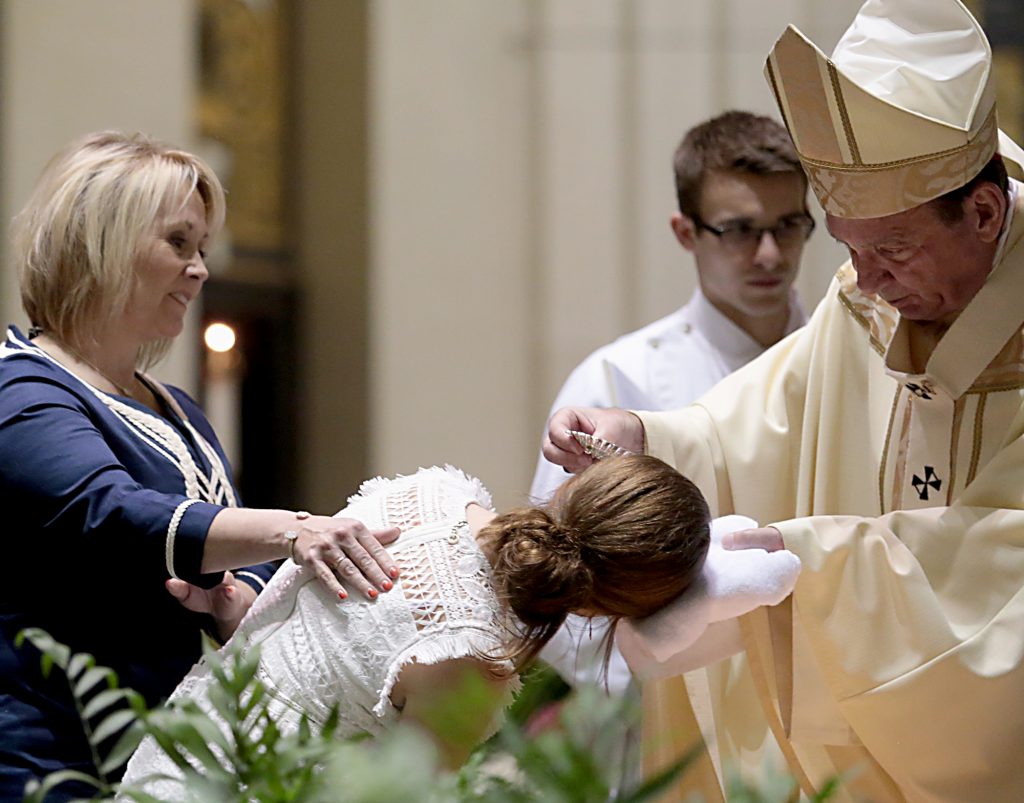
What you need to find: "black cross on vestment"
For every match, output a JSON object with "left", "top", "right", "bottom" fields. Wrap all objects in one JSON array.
[
  {"left": 911, "top": 466, "right": 942, "bottom": 501},
  {"left": 906, "top": 383, "right": 933, "bottom": 400}
]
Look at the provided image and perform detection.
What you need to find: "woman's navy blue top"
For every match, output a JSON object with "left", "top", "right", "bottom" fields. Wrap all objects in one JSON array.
[{"left": 0, "top": 327, "right": 276, "bottom": 798}]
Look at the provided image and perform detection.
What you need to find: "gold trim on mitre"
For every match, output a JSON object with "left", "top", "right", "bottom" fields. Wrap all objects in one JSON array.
[{"left": 764, "top": 5, "right": 1024, "bottom": 219}]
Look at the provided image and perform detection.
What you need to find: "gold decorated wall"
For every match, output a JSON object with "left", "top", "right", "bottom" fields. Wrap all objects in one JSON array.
[{"left": 199, "top": 0, "right": 288, "bottom": 270}]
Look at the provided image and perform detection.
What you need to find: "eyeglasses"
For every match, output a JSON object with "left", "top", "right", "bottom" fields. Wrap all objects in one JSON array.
[{"left": 691, "top": 214, "right": 816, "bottom": 250}]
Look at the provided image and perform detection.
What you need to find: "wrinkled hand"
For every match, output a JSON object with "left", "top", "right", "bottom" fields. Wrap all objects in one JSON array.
[
  {"left": 721, "top": 526, "right": 785, "bottom": 552},
  {"left": 541, "top": 407, "right": 645, "bottom": 475},
  {"left": 290, "top": 516, "right": 401, "bottom": 601},
  {"left": 166, "top": 571, "right": 256, "bottom": 642}
]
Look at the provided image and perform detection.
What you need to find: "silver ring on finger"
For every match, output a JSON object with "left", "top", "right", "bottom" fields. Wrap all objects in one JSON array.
[{"left": 332, "top": 556, "right": 346, "bottom": 572}]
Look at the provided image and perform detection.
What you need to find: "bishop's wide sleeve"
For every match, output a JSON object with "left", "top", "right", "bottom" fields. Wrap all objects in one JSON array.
[
  {"left": 637, "top": 282, "right": 822, "bottom": 523},
  {"left": 769, "top": 467, "right": 1024, "bottom": 797}
]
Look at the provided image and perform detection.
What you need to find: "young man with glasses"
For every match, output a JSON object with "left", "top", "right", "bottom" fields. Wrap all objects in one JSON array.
[{"left": 529, "top": 111, "right": 813, "bottom": 696}]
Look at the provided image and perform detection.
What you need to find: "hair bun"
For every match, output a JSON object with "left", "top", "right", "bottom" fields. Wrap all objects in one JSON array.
[
  {"left": 487, "top": 507, "right": 592, "bottom": 628},
  {"left": 478, "top": 455, "right": 711, "bottom": 673}
]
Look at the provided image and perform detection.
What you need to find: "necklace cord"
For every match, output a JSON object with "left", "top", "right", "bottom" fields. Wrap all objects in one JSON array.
[{"left": 41, "top": 333, "right": 136, "bottom": 397}]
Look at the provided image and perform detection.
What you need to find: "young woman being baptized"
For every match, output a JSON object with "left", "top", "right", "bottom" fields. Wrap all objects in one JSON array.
[{"left": 120, "top": 455, "right": 710, "bottom": 797}]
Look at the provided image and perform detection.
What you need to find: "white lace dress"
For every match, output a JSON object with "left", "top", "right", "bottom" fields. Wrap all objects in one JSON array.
[{"left": 120, "top": 466, "right": 514, "bottom": 799}]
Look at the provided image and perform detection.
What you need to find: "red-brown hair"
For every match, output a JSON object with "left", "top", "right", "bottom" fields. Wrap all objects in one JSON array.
[{"left": 480, "top": 454, "right": 711, "bottom": 672}]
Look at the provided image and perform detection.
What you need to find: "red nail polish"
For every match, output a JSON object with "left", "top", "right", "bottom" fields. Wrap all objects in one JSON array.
[
  {"left": 367, "top": 588, "right": 379, "bottom": 600},
  {"left": 389, "top": 566, "right": 400, "bottom": 579},
  {"left": 337, "top": 590, "right": 347, "bottom": 600},
  {"left": 382, "top": 579, "right": 393, "bottom": 591}
]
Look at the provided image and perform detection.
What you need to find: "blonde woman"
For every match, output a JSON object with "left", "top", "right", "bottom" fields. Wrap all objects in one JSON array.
[{"left": 0, "top": 131, "right": 399, "bottom": 799}]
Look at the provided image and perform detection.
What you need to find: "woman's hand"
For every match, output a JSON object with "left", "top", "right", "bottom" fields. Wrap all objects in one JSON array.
[
  {"left": 288, "top": 516, "right": 401, "bottom": 601},
  {"left": 166, "top": 571, "right": 257, "bottom": 642},
  {"left": 203, "top": 508, "right": 402, "bottom": 601}
]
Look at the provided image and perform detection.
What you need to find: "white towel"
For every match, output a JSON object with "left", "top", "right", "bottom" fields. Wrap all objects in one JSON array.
[{"left": 617, "top": 515, "right": 801, "bottom": 680}]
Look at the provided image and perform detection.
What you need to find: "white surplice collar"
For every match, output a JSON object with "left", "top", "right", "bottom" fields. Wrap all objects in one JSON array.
[{"left": 685, "top": 286, "right": 807, "bottom": 362}]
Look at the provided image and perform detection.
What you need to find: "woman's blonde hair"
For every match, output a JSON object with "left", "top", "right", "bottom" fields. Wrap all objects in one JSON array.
[
  {"left": 12, "top": 130, "right": 226, "bottom": 368},
  {"left": 480, "top": 454, "right": 711, "bottom": 672}
]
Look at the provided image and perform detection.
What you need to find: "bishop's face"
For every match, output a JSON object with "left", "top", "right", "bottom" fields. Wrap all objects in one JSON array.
[{"left": 826, "top": 194, "right": 1001, "bottom": 323}]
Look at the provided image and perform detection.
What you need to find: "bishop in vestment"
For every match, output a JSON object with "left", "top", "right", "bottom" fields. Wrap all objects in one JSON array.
[{"left": 543, "top": 0, "right": 1024, "bottom": 799}]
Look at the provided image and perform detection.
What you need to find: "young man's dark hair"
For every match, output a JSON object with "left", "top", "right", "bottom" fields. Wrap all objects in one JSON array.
[{"left": 673, "top": 110, "right": 806, "bottom": 219}]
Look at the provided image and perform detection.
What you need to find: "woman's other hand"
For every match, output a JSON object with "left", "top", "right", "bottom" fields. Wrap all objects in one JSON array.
[
  {"left": 288, "top": 517, "right": 401, "bottom": 601},
  {"left": 166, "top": 571, "right": 257, "bottom": 641}
]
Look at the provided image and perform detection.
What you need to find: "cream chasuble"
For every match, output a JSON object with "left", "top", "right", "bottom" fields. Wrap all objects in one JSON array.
[{"left": 638, "top": 193, "right": 1024, "bottom": 802}]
